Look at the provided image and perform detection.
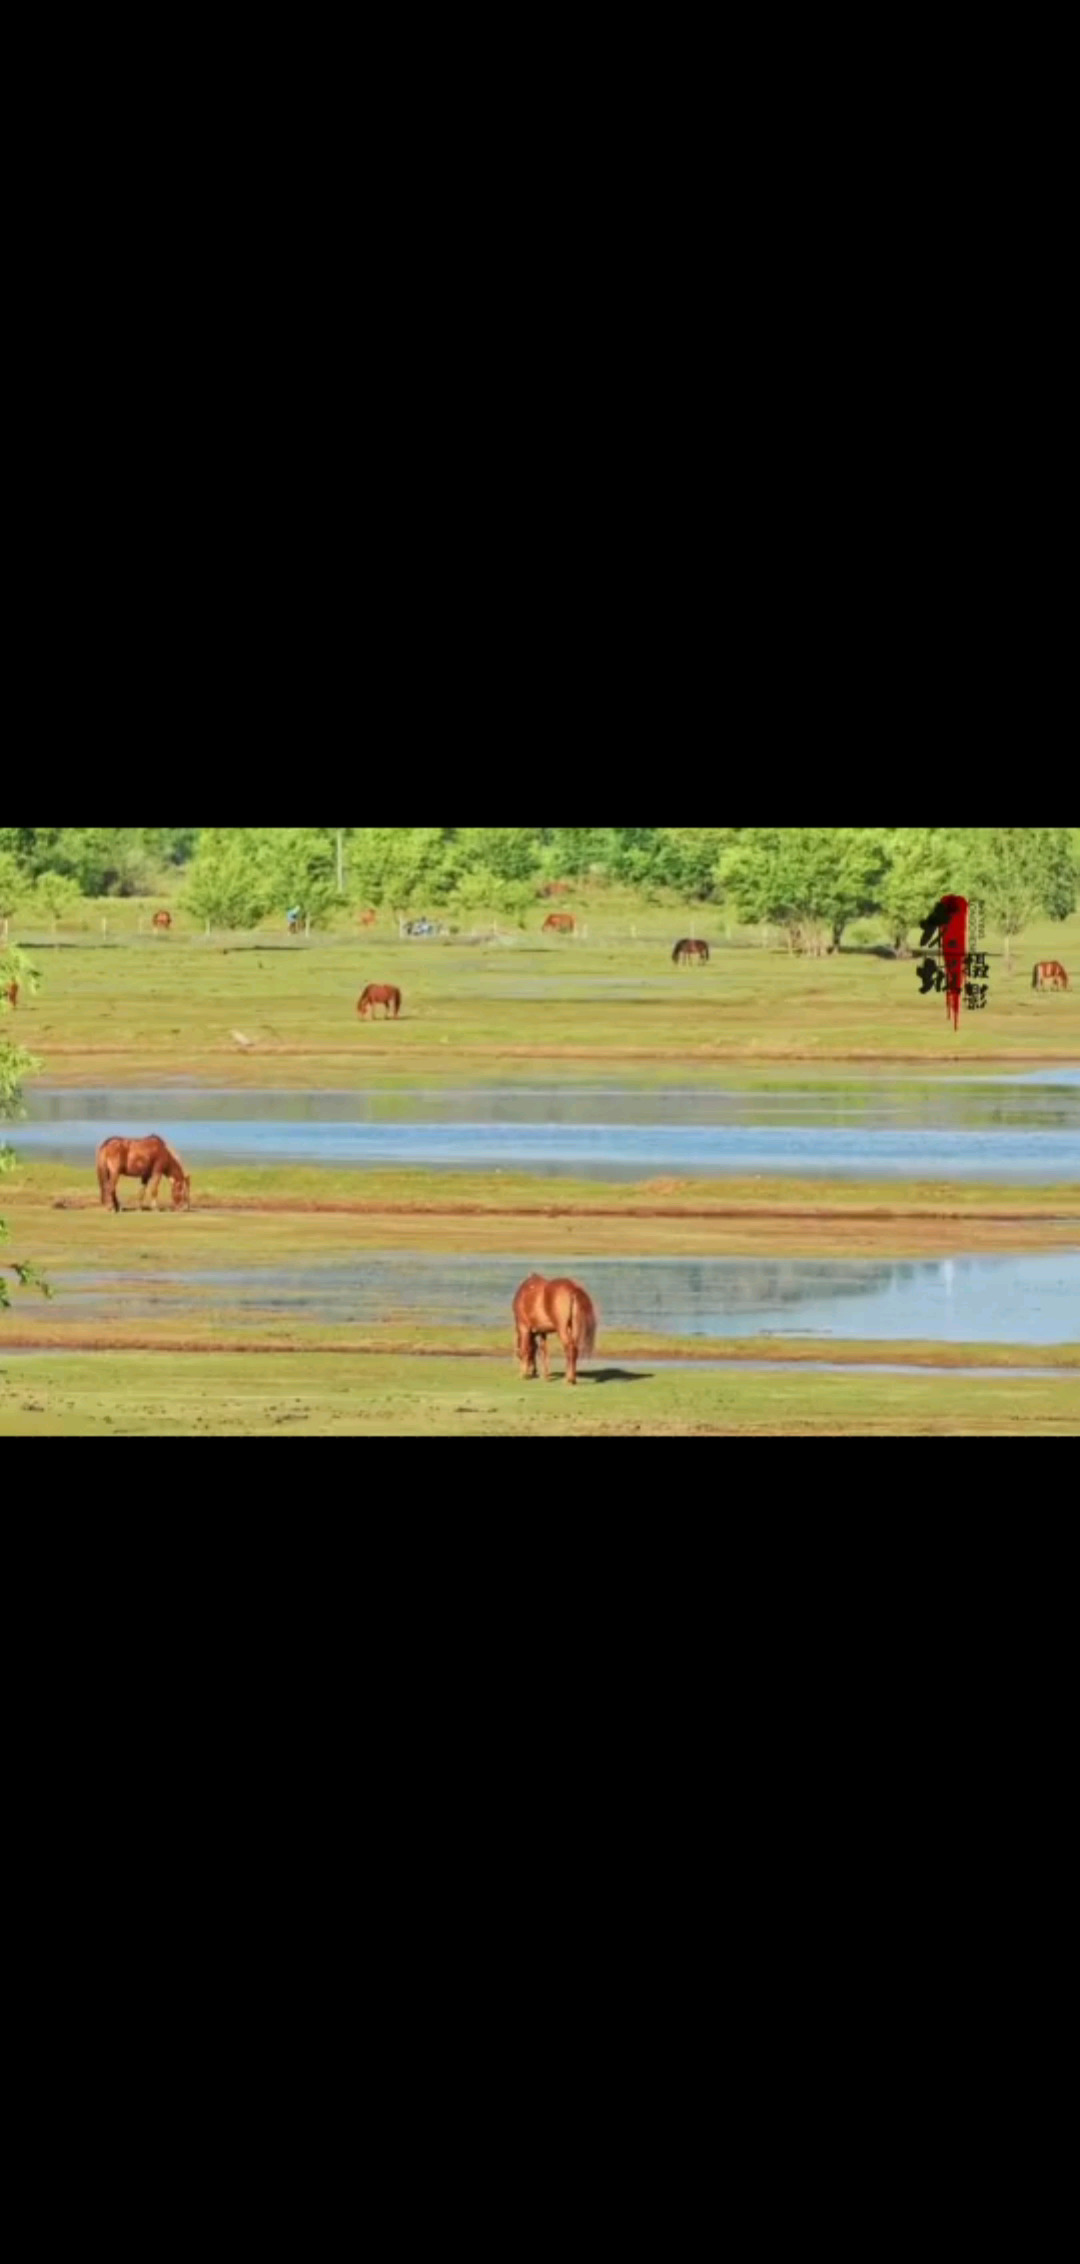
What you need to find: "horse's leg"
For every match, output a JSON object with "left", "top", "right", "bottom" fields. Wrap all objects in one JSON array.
[
  {"left": 538, "top": 1333, "right": 551, "bottom": 1382},
  {"left": 109, "top": 1166, "right": 122, "bottom": 1213},
  {"left": 563, "top": 1327, "right": 578, "bottom": 1386},
  {"left": 145, "top": 1168, "right": 163, "bottom": 1210}
]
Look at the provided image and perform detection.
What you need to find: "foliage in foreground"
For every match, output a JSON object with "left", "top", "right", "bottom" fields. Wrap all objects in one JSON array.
[{"left": 0, "top": 948, "right": 48, "bottom": 1309}]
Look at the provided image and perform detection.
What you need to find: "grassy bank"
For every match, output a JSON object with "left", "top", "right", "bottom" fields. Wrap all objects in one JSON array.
[
  {"left": 2, "top": 1348, "right": 1078, "bottom": 1434},
  {"left": 5, "top": 1159, "right": 1079, "bottom": 1265},
  {"left": 7, "top": 908, "right": 1077, "bottom": 1082},
  {"left": 1, "top": 1316, "right": 1077, "bottom": 1368}
]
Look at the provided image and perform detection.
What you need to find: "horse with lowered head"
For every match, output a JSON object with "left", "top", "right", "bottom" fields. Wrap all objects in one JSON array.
[
  {"left": 97, "top": 1135, "right": 191, "bottom": 1212},
  {"left": 1032, "top": 961, "right": 1068, "bottom": 990},
  {"left": 513, "top": 1274, "right": 598, "bottom": 1386},
  {"left": 358, "top": 984, "right": 402, "bottom": 1019},
  {"left": 673, "top": 938, "right": 709, "bottom": 965}
]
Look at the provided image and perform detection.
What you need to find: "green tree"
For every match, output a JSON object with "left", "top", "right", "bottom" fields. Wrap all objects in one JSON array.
[
  {"left": 880, "top": 829, "right": 965, "bottom": 954},
  {"left": 450, "top": 870, "right": 533, "bottom": 927},
  {"left": 183, "top": 831, "right": 271, "bottom": 930},
  {"left": 141, "top": 828, "right": 199, "bottom": 869},
  {"left": 539, "top": 828, "right": 616, "bottom": 879},
  {"left": 720, "top": 828, "right": 887, "bottom": 951},
  {"left": 1034, "top": 827, "right": 1078, "bottom": 921},
  {"left": 263, "top": 829, "right": 340, "bottom": 929},
  {"left": 719, "top": 829, "right": 785, "bottom": 929},
  {"left": 32, "top": 871, "right": 84, "bottom": 928},
  {"left": 0, "top": 829, "right": 61, "bottom": 877},
  {"left": 656, "top": 828, "right": 738, "bottom": 901},
  {"left": 46, "top": 828, "right": 152, "bottom": 897},
  {"left": 965, "top": 829, "right": 1049, "bottom": 966},
  {"left": 0, "top": 851, "right": 27, "bottom": 929},
  {"left": 452, "top": 828, "right": 542, "bottom": 884},
  {"left": 349, "top": 828, "right": 454, "bottom": 917}
]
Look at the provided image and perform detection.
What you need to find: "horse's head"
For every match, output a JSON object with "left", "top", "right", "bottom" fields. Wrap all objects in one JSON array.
[{"left": 172, "top": 1169, "right": 191, "bottom": 1210}]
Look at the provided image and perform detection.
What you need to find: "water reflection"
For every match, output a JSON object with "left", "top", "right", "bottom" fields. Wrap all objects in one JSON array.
[
  {"left": 15, "top": 1116, "right": 1080, "bottom": 1181},
  {"left": 25, "top": 1078, "right": 1080, "bottom": 1131},
  {"left": 52, "top": 1251, "right": 1080, "bottom": 1344},
  {"left": 20, "top": 1075, "right": 1080, "bottom": 1182}
]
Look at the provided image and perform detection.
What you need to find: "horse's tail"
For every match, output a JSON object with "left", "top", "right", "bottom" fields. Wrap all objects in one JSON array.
[
  {"left": 570, "top": 1287, "right": 597, "bottom": 1361},
  {"left": 1032, "top": 963, "right": 1039, "bottom": 988}
]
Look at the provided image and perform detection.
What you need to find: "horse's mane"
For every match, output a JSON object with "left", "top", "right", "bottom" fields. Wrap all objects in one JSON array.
[{"left": 149, "top": 1135, "right": 185, "bottom": 1174}]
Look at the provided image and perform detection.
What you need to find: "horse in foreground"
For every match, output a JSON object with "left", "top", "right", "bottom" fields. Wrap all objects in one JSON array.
[
  {"left": 152, "top": 910, "right": 172, "bottom": 931},
  {"left": 97, "top": 1136, "right": 191, "bottom": 1212},
  {"left": 1032, "top": 960, "right": 1068, "bottom": 990},
  {"left": 358, "top": 984, "right": 402, "bottom": 1019},
  {"left": 3, "top": 979, "right": 17, "bottom": 1008},
  {"left": 513, "top": 1274, "right": 597, "bottom": 1385},
  {"left": 543, "top": 912, "right": 576, "bottom": 935},
  {"left": 673, "top": 938, "right": 709, "bottom": 965}
]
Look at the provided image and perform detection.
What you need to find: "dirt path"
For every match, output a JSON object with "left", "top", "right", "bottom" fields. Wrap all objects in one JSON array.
[
  {"left": 45, "top": 1194, "right": 1080, "bottom": 1222},
  {"left": 29, "top": 1044, "right": 1080, "bottom": 1065},
  {"left": 3, "top": 1331, "right": 1077, "bottom": 1368}
]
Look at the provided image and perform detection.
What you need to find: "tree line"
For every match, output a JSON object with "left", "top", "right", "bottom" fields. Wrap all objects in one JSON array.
[{"left": 1, "top": 826, "right": 1076, "bottom": 954}]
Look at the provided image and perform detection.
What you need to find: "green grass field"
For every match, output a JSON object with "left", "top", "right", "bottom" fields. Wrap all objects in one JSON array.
[
  {"left": 2, "top": 1349, "right": 1077, "bottom": 1435},
  {"left": 3, "top": 898, "right": 1077, "bottom": 1432},
  {"left": 7, "top": 896, "right": 1077, "bottom": 1083}
]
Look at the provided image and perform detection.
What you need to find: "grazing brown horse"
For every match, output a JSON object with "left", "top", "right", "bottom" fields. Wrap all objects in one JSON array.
[
  {"left": 358, "top": 984, "right": 402, "bottom": 1019},
  {"left": 3, "top": 978, "right": 17, "bottom": 1009},
  {"left": 513, "top": 1274, "right": 598, "bottom": 1386},
  {"left": 540, "top": 881, "right": 571, "bottom": 899},
  {"left": 1032, "top": 961, "right": 1068, "bottom": 990},
  {"left": 542, "top": 912, "right": 576, "bottom": 935},
  {"left": 358, "top": 909, "right": 378, "bottom": 928},
  {"left": 152, "top": 910, "right": 172, "bottom": 931},
  {"left": 97, "top": 1136, "right": 191, "bottom": 1213},
  {"left": 672, "top": 938, "right": 710, "bottom": 965}
]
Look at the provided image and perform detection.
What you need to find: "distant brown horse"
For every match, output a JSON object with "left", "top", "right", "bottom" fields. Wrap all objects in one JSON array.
[
  {"left": 540, "top": 882, "right": 571, "bottom": 899},
  {"left": 1032, "top": 961, "right": 1068, "bottom": 990},
  {"left": 543, "top": 912, "right": 576, "bottom": 935},
  {"left": 3, "top": 979, "right": 17, "bottom": 1009},
  {"left": 513, "top": 1274, "right": 598, "bottom": 1386},
  {"left": 673, "top": 938, "right": 709, "bottom": 965},
  {"left": 97, "top": 1136, "right": 191, "bottom": 1213},
  {"left": 358, "top": 909, "right": 378, "bottom": 928},
  {"left": 152, "top": 910, "right": 172, "bottom": 931},
  {"left": 358, "top": 984, "right": 402, "bottom": 1019}
]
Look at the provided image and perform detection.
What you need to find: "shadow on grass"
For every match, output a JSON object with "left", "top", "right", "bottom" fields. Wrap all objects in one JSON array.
[{"left": 585, "top": 1368, "right": 653, "bottom": 1385}]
